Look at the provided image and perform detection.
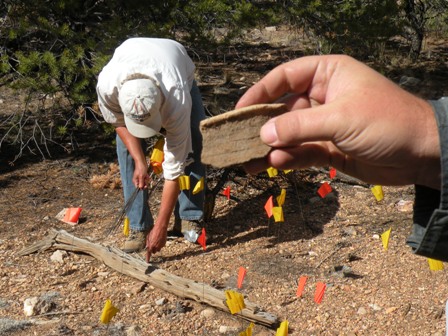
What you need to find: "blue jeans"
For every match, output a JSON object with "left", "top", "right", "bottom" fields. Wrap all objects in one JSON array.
[{"left": 116, "top": 81, "right": 206, "bottom": 232}]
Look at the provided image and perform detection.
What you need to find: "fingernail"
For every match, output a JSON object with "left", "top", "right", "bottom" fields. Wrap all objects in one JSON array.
[{"left": 261, "top": 118, "right": 278, "bottom": 145}]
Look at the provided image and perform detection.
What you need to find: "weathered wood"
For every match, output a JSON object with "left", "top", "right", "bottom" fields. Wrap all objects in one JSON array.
[
  {"left": 200, "top": 103, "right": 288, "bottom": 168},
  {"left": 18, "top": 229, "right": 280, "bottom": 329}
]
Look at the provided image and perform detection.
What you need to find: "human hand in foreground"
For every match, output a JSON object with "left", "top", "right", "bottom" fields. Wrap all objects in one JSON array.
[
  {"left": 236, "top": 55, "right": 441, "bottom": 189},
  {"left": 145, "top": 224, "right": 167, "bottom": 262}
]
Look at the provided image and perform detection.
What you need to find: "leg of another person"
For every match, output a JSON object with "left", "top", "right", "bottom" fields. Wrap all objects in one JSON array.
[{"left": 175, "top": 81, "right": 206, "bottom": 223}]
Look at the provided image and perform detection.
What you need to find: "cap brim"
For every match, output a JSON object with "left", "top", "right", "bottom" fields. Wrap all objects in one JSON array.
[{"left": 124, "top": 112, "right": 162, "bottom": 138}]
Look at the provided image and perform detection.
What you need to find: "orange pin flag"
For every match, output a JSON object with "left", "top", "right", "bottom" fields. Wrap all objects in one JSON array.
[
  {"left": 150, "top": 161, "right": 163, "bottom": 175},
  {"left": 193, "top": 177, "right": 204, "bottom": 195},
  {"left": 277, "top": 188, "right": 286, "bottom": 207},
  {"left": 197, "top": 228, "right": 207, "bottom": 250},
  {"left": 264, "top": 196, "right": 274, "bottom": 218},
  {"left": 99, "top": 299, "right": 119, "bottom": 324},
  {"left": 276, "top": 320, "right": 289, "bottom": 336},
  {"left": 371, "top": 185, "right": 384, "bottom": 201},
  {"left": 267, "top": 167, "right": 278, "bottom": 177},
  {"left": 381, "top": 228, "right": 391, "bottom": 250},
  {"left": 239, "top": 322, "right": 254, "bottom": 336},
  {"left": 428, "top": 258, "right": 444, "bottom": 271},
  {"left": 123, "top": 217, "right": 130, "bottom": 237},
  {"left": 56, "top": 207, "right": 82, "bottom": 225},
  {"left": 178, "top": 175, "right": 190, "bottom": 190},
  {"left": 317, "top": 182, "right": 332, "bottom": 198},
  {"left": 237, "top": 266, "right": 247, "bottom": 289},
  {"left": 225, "top": 290, "right": 245, "bottom": 314},
  {"left": 223, "top": 186, "right": 231, "bottom": 200},
  {"left": 272, "top": 206, "right": 284, "bottom": 222},
  {"left": 314, "top": 282, "right": 326, "bottom": 304},
  {"left": 296, "top": 276, "right": 308, "bottom": 297},
  {"left": 329, "top": 167, "right": 337, "bottom": 179}
]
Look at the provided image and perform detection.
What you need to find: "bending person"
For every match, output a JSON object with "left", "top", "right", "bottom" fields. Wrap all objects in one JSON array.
[{"left": 97, "top": 38, "right": 206, "bottom": 254}]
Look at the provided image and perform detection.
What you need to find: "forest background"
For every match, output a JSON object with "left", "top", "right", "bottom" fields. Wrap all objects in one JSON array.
[{"left": 1, "top": 0, "right": 448, "bottom": 162}]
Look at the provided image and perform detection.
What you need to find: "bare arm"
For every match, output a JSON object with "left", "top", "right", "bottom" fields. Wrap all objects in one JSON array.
[
  {"left": 146, "top": 179, "right": 179, "bottom": 255},
  {"left": 115, "top": 126, "right": 149, "bottom": 189}
]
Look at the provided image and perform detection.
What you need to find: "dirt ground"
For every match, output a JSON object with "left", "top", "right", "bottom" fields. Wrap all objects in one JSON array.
[{"left": 2, "top": 27, "right": 448, "bottom": 335}]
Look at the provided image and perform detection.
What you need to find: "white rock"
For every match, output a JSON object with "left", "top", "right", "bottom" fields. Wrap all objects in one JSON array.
[
  {"left": 138, "top": 304, "right": 152, "bottom": 311},
  {"left": 23, "top": 297, "right": 38, "bottom": 316},
  {"left": 200, "top": 308, "right": 215, "bottom": 318},
  {"left": 219, "top": 325, "right": 239, "bottom": 334},
  {"left": 50, "top": 250, "right": 67, "bottom": 263},
  {"left": 357, "top": 307, "right": 367, "bottom": 315},
  {"left": 372, "top": 234, "right": 380, "bottom": 240},
  {"left": 23, "top": 296, "right": 54, "bottom": 316},
  {"left": 155, "top": 297, "right": 167, "bottom": 306}
]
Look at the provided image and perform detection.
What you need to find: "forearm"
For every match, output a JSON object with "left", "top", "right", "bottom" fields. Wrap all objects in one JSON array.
[
  {"left": 154, "top": 179, "right": 180, "bottom": 231},
  {"left": 116, "top": 126, "right": 147, "bottom": 167}
]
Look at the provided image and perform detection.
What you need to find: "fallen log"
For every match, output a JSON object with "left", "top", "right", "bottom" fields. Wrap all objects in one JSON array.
[{"left": 18, "top": 229, "right": 280, "bottom": 329}]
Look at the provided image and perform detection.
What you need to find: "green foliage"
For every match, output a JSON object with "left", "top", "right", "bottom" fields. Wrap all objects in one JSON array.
[
  {"left": 1, "top": 0, "right": 447, "bottom": 162},
  {"left": 280, "top": 0, "right": 402, "bottom": 57}
]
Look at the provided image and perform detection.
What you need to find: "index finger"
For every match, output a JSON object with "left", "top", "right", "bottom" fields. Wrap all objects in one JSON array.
[{"left": 235, "top": 56, "right": 321, "bottom": 108}]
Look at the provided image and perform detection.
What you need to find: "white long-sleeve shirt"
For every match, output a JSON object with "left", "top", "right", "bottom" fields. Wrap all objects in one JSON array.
[{"left": 96, "top": 38, "right": 196, "bottom": 180}]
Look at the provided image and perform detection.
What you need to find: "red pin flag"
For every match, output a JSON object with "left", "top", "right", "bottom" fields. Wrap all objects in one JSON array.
[
  {"left": 317, "top": 182, "right": 332, "bottom": 198},
  {"left": 314, "top": 282, "right": 326, "bottom": 304},
  {"left": 197, "top": 228, "right": 207, "bottom": 250},
  {"left": 329, "top": 167, "right": 337, "bottom": 179},
  {"left": 237, "top": 266, "right": 247, "bottom": 289},
  {"left": 59, "top": 207, "right": 82, "bottom": 225},
  {"left": 296, "top": 276, "right": 308, "bottom": 297},
  {"left": 223, "top": 186, "right": 231, "bottom": 200},
  {"left": 264, "top": 196, "right": 274, "bottom": 218}
]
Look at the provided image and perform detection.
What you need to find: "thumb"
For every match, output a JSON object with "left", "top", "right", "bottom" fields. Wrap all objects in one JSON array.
[{"left": 261, "top": 103, "right": 343, "bottom": 147}]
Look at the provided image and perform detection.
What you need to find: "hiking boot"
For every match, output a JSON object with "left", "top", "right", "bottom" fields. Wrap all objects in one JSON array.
[
  {"left": 171, "top": 218, "right": 202, "bottom": 243},
  {"left": 122, "top": 231, "right": 148, "bottom": 253}
]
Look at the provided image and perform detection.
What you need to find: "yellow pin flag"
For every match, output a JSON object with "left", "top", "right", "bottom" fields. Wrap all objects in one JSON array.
[
  {"left": 272, "top": 206, "right": 284, "bottom": 222},
  {"left": 277, "top": 188, "right": 286, "bottom": 207},
  {"left": 192, "top": 177, "right": 204, "bottom": 195},
  {"left": 283, "top": 169, "right": 293, "bottom": 174},
  {"left": 428, "top": 258, "right": 444, "bottom": 271},
  {"left": 99, "top": 299, "right": 119, "bottom": 324},
  {"left": 123, "top": 217, "right": 130, "bottom": 237},
  {"left": 178, "top": 175, "right": 190, "bottom": 190},
  {"left": 151, "top": 138, "right": 165, "bottom": 162},
  {"left": 225, "top": 290, "right": 245, "bottom": 314},
  {"left": 267, "top": 167, "right": 278, "bottom": 177},
  {"left": 150, "top": 147, "right": 164, "bottom": 164},
  {"left": 371, "top": 185, "right": 384, "bottom": 201},
  {"left": 276, "top": 320, "right": 288, "bottom": 336},
  {"left": 239, "top": 322, "right": 254, "bottom": 336},
  {"left": 381, "top": 228, "right": 391, "bottom": 250},
  {"left": 149, "top": 137, "right": 165, "bottom": 173}
]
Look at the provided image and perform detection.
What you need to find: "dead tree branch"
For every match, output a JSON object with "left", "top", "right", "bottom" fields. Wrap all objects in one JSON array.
[{"left": 18, "top": 229, "right": 280, "bottom": 329}]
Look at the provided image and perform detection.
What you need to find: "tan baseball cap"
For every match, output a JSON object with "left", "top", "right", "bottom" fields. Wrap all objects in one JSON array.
[{"left": 119, "top": 78, "right": 163, "bottom": 138}]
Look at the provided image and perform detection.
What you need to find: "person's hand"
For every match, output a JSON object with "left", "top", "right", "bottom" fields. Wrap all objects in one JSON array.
[
  {"left": 133, "top": 161, "right": 150, "bottom": 189},
  {"left": 236, "top": 55, "right": 441, "bottom": 189},
  {"left": 146, "top": 223, "right": 168, "bottom": 258}
]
